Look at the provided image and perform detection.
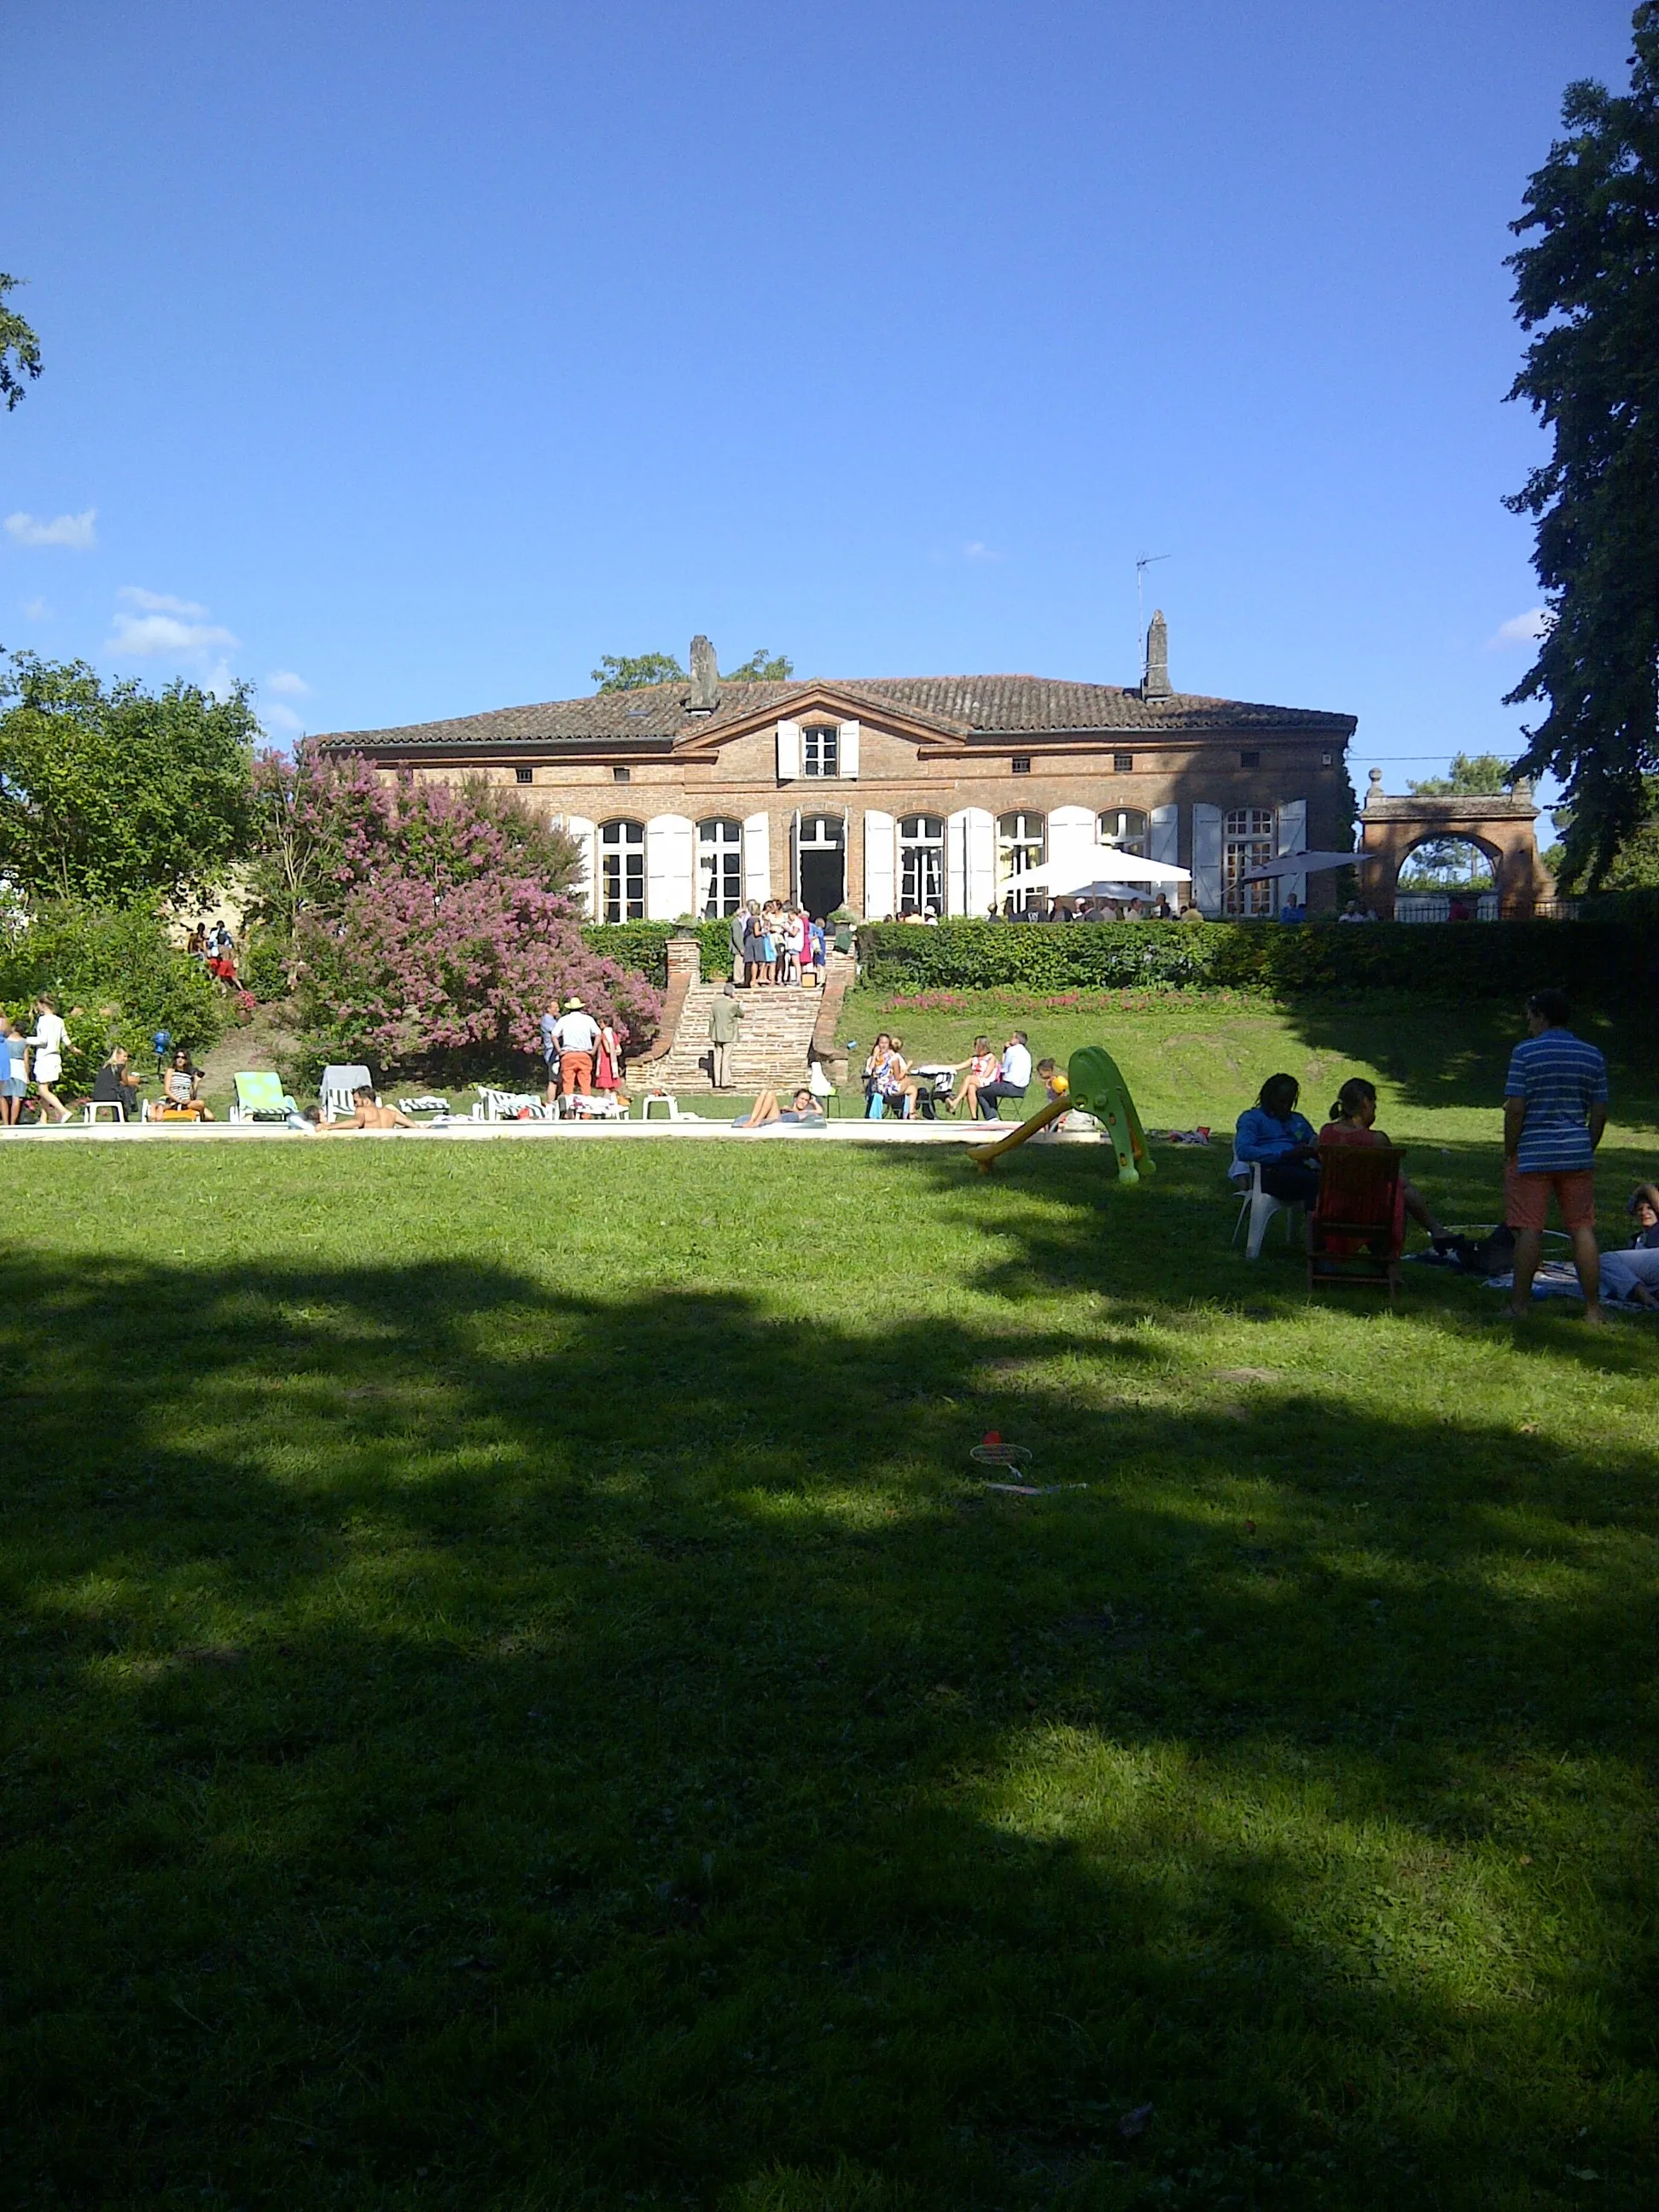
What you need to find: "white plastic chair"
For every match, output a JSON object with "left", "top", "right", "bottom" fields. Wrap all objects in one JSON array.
[
  {"left": 83, "top": 1100, "right": 125, "bottom": 1124},
  {"left": 1231, "top": 1159, "right": 1303, "bottom": 1260}
]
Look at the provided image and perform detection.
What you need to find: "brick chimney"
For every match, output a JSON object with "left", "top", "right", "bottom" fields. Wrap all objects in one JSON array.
[{"left": 1143, "top": 609, "right": 1171, "bottom": 699}]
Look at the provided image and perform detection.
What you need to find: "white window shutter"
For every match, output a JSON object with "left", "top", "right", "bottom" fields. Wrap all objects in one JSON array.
[
  {"left": 963, "top": 807, "right": 995, "bottom": 914},
  {"left": 645, "top": 814, "right": 695, "bottom": 921},
  {"left": 1193, "top": 805, "right": 1223, "bottom": 916},
  {"left": 946, "top": 807, "right": 995, "bottom": 915},
  {"left": 946, "top": 810, "right": 969, "bottom": 915},
  {"left": 1277, "top": 798, "right": 1307, "bottom": 909},
  {"left": 564, "top": 814, "right": 597, "bottom": 919},
  {"left": 776, "top": 720, "right": 801, "bottom": 781},
  {"left": 1045, "top": 805, "right": 1097, "bottom": 895},
  {"left": 742, "top": 812, "right": 771, "bottom": 904},
  {"left": 862, "top": 810, "right": 895, "bottom": 918},
  {"left": 838, "top": 720, "right": 859, "bottom": 779},
  {"left": 1150, "top": 804, "right": 1179, "bottom": 868}
]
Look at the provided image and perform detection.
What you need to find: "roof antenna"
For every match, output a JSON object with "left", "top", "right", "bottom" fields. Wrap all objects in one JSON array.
[{"left": 1136, "top": 551, "right": 1170, "bottom": 671}]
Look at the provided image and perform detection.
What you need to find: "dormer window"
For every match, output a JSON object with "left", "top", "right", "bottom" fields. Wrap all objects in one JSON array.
[{"left": 802, "top": 724, "right": 839, "bottom": 777}]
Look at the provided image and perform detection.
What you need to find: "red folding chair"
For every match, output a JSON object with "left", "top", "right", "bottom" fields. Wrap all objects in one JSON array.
[{"left": 1308, "top": 1144, "right": 1406, "bottom": 1307}]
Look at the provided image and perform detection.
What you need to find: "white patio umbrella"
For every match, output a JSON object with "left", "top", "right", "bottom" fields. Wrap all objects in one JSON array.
[
  {"left": 1049, "top": 879, "right": 1184, "bottom": 903},
  {"left": 1007, "top": 849, "right": 1190, "bottom": 892},
  {"left": 1239, "top": 850, "right": 1368, "bottom": 882}
]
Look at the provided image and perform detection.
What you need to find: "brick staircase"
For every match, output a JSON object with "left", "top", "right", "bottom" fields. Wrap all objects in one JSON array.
[{"left": 649, "top": 981, "right": 826, "bottom": 1094}]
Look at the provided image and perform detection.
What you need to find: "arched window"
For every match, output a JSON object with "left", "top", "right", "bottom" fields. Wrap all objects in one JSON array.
[
  {"left": 1223, "top": 807, "right": 1275, "bottom": 917},
  {"left": 899, "top": 814, "right": 945, "bottom": 917},
  {"left": 697, "top": 818, "right": 743, "bottom": 917},
  {"left": 1098, "top": 807, "right": 1149, "bottom": 857},
  {"left": 998, "top": 811, "right": 1045, "bottom": 911},
  {"left": 599, "top": 818, "right": 646, "bottom": 922}
]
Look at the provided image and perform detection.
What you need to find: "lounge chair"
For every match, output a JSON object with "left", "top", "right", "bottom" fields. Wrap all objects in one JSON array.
[
  {"left": 319, "top": 1063, "right": 375, "bottom": 1121},
  {"left": 1307, "top": 1144, "right": 1406, "bottom": 1307},
  {"left": 230, "top": 1072, "right": 300, "bottom": 1122}
]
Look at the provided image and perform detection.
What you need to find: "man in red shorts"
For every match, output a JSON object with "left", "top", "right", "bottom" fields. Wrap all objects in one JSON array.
[{"left": 1503, "top": 989, "right": 1609, "bottom": 1323}]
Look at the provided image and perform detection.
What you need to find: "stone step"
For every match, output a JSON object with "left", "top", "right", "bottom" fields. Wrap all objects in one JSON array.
[{"left": 640, "top": 969, "right": 835, "bottom": 1094}]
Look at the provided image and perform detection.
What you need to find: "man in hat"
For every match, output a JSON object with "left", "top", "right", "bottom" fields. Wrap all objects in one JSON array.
[{"left": 553, "top": 995, "right": 600, "bottom": 1098}]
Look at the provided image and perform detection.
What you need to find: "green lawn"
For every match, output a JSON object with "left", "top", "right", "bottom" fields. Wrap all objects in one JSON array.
[{"left": 3, "top": 996, "right": 1656, "bottom": 2209}]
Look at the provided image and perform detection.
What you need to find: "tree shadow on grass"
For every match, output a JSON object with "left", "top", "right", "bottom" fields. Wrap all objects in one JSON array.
[
  {"left": 883, "top": 1135, "right": 1659, "bottom": 1377},
  {"left": 1259, "top": 996, "right": 1659, "bottom": 1126},
  {"left": 1, "top": 1251, "right": 1654, "bottom": 2209}
]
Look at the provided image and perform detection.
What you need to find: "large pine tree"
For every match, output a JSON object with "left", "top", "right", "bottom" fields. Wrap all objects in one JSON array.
[{"left": 1505, "top": 3, "right": 1659, "bottom": 887}]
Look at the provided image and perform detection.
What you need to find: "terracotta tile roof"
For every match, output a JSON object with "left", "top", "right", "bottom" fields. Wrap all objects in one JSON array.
[{"left": 316, "top": 673, "right": 1354, "bottom": 754}]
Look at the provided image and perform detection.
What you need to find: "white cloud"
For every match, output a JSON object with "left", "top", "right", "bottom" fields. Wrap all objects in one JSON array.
[
  {"left": 108, "top": 610, "right": 240, "bottom": 658},
  {"left": 117, "top": 584, "right": 210, "bottom": 618},
  {"left": 962, "top": 540, "right": 1002, "bottom": 562},
  {"left": 106, "top": 586, "right": 240, "bottom": 698},
  {"left": 261, "top": 701, "right": 306, "bottom": 736},
  {"left": 4, "top": 508, "right": 98, "bottom": 550},
  {"left": 22, "top": 597, "right": 49, "bottom": 621},
  {"left": 1489, "top": 607, "right": 1551, "bottom": 647},
  {"left": 265, "top": 668, "right": 311, "bottom": 698}
]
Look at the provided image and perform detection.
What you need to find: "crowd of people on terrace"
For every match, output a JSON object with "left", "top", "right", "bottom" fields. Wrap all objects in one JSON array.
[{"left": 725, "top": 902, "right": 835, "bottom": 987}]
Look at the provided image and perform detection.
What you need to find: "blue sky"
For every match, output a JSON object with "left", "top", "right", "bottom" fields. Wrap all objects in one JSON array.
[{"left": 1, "top": 0, "right": 1637, "bottom": 790}]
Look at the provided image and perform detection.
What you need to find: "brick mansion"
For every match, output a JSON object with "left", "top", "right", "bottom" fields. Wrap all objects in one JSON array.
[{"left": 316, "top": 618, "right": 1359, "bottom": 922}]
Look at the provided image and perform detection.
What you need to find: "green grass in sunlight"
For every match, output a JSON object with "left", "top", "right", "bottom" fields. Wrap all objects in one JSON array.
[{"left": 2, "top": 1124, "right": 1655, "bottom": 2209}]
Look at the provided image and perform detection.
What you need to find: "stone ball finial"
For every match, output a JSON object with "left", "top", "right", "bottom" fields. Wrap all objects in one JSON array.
[{"left": 1365, "top": 768, "right": 1383, "bottom": 806}]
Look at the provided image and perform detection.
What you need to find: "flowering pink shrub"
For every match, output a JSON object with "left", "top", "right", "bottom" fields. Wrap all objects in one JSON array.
[{"left": 290, "top": 757, "right": 660, "bottom": 1070}]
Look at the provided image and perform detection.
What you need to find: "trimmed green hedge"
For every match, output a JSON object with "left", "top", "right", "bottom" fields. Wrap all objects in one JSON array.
[
  {"left": 582, "top": 921, "right": 737, "bottom": 985},
  {"left": 1580, "top": 887, "right": 1659, "bottom": 929},
  {"left": 854, "top": 918, "right": 1656, "bottom": 1001}
]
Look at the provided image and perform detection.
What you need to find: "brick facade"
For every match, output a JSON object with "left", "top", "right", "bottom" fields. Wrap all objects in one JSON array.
[{"left": 317, "top": 632, "right": 1359, "bottom": 921}]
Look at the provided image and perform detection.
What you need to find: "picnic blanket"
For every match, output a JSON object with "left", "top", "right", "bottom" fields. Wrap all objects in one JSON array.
[{"left": 1484, "top": 1262, "right": 1652, "bottom": 1307}]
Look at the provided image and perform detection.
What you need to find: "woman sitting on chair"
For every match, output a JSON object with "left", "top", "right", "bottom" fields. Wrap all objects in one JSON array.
[
  {"left": 1233, "top": 1073, "right": 1319, "bottom": 1207},
  {"left": 1319, "top": 1078, "right": 1447, "bottom": 1240},
  {"left": 160, "top": 1046, "right": 215, "bottom": 1121}
]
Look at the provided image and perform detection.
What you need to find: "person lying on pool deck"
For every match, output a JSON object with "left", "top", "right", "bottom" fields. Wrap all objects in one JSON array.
[
  {"left": 735, "top": 1086, "right": 827, "bottom": 1131},
  {"left": 1320, "top": 1078, "right": 1448, "bottom": 1241},
  {"left": 306, "top": 1087, "right": 415, "bottom": 1132},
  {"left": 1233, "top": 1073, "right": 1320, "bottom": 1208}
]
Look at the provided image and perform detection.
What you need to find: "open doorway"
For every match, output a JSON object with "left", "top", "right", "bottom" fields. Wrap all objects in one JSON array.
[
  {"left": 1397, "top": 835, "right": 1498, "bottom": 921},
  {"left": 798, "top": 814, "right": 845, "bottom": 917}
]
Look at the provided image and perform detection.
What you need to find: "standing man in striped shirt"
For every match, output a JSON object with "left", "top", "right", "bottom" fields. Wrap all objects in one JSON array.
[{"left": 1503, "top": 989, "right": 1609, "bottom": 1323}]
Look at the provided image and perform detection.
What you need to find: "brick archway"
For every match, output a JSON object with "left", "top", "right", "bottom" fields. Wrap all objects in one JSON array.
[{"left": 1356, "top": 771, "right": 1552, "bottom": 919}]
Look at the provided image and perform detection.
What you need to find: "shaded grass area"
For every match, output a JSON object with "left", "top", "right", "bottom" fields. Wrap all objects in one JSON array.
[
  {"left": 844, "top": 987, "right": 1659, "bottom": 1140},
  {"left": 2, "top": 1138, "right": 1656, "bottom": 2209}
]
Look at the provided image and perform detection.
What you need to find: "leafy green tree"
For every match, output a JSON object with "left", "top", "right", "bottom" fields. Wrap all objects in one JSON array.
[
  {"left": 1407, "top": 752, "right": 1516, "bottom": 797},
  {"left": 0, "top": 654, "right": 257, "bottom": 905},
  {"left": 725, "top": 649, "right": 795, "bottom": 682},
  {"left": 0, "top": 274, "right": 43, "bottom": 410},
  {"left": 1504, "top": 3, "right": 1659, "bottom": 888},
  {"left": 589, "top": 648, "right": 795, "bottom": 692},
  {"left": 591, "top": 652, "right": 685, "bottom": 692}
]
